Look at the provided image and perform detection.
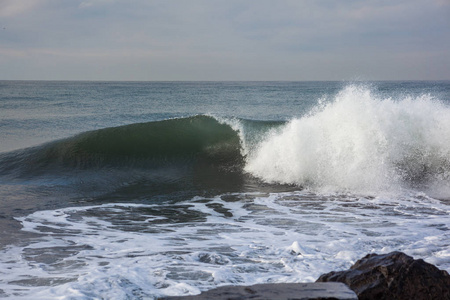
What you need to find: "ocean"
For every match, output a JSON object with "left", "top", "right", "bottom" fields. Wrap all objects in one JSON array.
[{"left": 0, "top": 81, "right": 449, "bottom": 299}]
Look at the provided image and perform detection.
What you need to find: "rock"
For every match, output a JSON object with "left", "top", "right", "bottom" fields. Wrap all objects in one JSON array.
[
  {"left": 160, "top": 282, "right": 357, "bottom": 300},
  {"left": 316, "top": 251, "right": 450, "bottom": 300}
]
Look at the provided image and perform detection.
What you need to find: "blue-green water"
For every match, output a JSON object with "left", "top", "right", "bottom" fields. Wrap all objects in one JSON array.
[{"left": 0, "top": 81, "right": 449, "bottom": 299}]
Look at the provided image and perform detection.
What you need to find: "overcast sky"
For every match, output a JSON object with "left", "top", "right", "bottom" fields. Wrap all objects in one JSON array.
[{"left": 0, "top": 0, "right": 449, "bottom": 81}]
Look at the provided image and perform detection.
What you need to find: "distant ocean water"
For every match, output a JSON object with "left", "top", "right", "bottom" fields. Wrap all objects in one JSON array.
[{"left": 0, "top": 81, "right": 449, "bottom": 299}]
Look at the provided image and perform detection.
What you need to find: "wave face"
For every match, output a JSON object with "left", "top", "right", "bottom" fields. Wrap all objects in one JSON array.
[
  {"left": 0, "top": 115, "right": 242, "bottom": 176},
  {"left": 245, "top": 85, "right": 450, "bottom": 196}
]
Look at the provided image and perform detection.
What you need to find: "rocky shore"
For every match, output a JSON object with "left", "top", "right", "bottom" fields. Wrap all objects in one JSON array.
[
  {"left": 317, "top": 251, "right": 450, "bottom": 300},
  {"left": 161, "top": 251, "right": 450, "bottom": 300}
]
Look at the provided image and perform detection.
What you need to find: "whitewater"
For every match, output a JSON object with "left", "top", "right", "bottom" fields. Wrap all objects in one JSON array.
[
  {"left": 0, "top": 81, "right": 448, "bottom": 299},
  {"left": 246, "top": 85, "right": 450, "bottom": 196}
]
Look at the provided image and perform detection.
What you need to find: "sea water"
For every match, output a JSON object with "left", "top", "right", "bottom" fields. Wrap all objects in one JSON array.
[{"left": 0, "top": 81, "right": 449, "bottom": 299}]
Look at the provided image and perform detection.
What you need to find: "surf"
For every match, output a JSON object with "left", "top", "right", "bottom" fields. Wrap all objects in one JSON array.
[{"left": 245, "top": 85, "right": 450, "bottom": 197}]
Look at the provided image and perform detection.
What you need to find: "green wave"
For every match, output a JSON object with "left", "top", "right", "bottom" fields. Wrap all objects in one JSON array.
[{"left": 0, "top": 115, "right": 246, "bottom": 177}]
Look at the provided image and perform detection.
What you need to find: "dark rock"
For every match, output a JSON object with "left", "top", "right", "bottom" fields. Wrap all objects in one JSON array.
[
  {"left": 316, "top": 251, "right": 450, "bottom": 300},
  {"left": 160, "top": 282, "right": 357, "bottom": 300}
]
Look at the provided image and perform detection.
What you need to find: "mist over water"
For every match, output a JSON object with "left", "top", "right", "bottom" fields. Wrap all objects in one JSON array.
[{"left": 0, "top": 81, "right": 449, "bottom": 299}]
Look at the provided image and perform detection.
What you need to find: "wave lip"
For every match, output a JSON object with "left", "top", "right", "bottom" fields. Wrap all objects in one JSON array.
[{"left": 245, "top": 85, "right": 450, "bottom": 196}]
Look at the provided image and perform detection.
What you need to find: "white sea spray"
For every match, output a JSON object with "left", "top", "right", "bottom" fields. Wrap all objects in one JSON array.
[{"left": 245, "top": 85, "right": 450, "bottom": 196}]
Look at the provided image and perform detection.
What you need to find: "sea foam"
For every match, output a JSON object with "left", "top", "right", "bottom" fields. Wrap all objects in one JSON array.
[
  {"left": 245, "top": 85, "right": 450, "bottom": 196},
  {"left": 2, "top": 191, "right": 448, "bottom": 299}
]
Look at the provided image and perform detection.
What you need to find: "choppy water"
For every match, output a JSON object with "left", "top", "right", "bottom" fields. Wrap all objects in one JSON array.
[{"left": 0, "top": 81, "right": 449, "bottom": 299}]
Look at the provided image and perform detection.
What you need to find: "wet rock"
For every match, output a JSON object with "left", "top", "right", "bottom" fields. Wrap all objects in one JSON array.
[
  {"left": 317, "top": 251, "right": 450, "bottom": 300},
  {"left": 161, "top": 282, "right": 357, "bottom": 299}
]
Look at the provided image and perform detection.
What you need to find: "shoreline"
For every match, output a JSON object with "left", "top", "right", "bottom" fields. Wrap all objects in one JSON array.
[{"left": 161, "top": 251, "right": 450, "bottom": 300}]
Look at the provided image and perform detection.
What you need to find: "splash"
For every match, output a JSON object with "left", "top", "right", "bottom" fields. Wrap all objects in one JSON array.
[{"left": 245, "top": 85, "right": 450, "bottom": 196}]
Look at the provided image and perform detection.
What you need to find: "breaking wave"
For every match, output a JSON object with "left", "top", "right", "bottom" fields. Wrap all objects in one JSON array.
[{"left": 1, "top": 85, "right": 449, "bottom": 197}]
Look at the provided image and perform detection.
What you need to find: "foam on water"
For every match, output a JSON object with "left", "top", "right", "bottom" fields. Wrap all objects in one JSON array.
[
  {"left": 0, "top": 191, "right": 448, "bottom": 299},
  {"left": 245, "top": 85, "right": 450, "bottom": 196}
]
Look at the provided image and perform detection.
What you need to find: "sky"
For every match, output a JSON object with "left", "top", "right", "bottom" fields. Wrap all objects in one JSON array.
[{"left": 0, "top": 0, "right": 449, "bottom": 81}]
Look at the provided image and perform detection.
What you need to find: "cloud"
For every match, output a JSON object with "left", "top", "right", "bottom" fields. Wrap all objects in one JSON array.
[
  {"left": 78, "top": 2, "right": 93, "bottom": 9},
  {"left": 0, "top": 0, "right": 449, "bottom": 80},
  {"left": 0, "top": 0, "right": 44, "bottom": 18}
]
